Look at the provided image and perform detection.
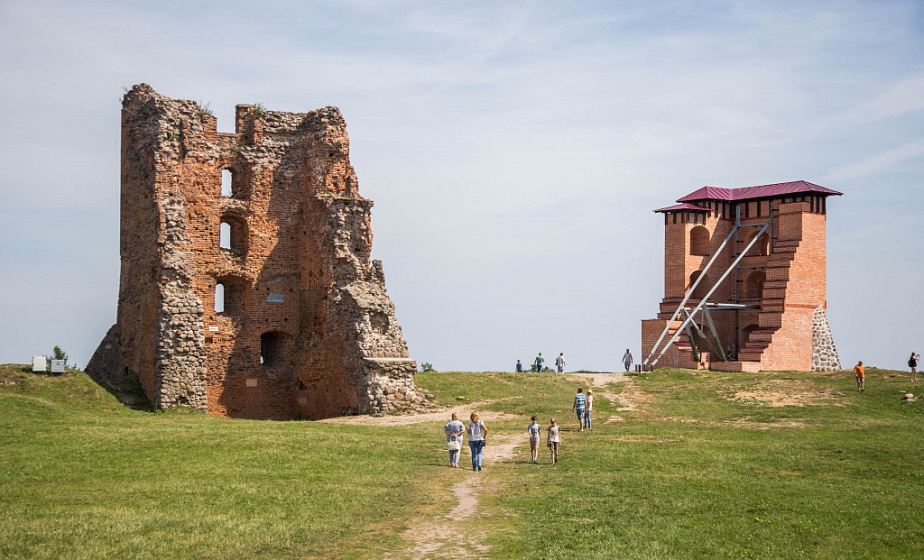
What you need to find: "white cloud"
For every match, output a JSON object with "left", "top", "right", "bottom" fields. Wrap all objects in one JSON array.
[
  {"left": 840, "top": 74, "right": 924, "bottom": 122},
  {"left": 824, "top": 139, "right": 924, "bottom": 182}
]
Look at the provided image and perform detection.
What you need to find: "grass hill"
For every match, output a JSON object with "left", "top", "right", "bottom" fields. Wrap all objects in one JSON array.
[{"left": 2, "top": 364, "right": 923, "bottom": 559}]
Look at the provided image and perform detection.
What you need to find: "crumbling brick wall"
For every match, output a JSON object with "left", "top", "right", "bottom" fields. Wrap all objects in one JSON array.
[{"left": 89, "top": 84, "right": 418, "bottom": 419}]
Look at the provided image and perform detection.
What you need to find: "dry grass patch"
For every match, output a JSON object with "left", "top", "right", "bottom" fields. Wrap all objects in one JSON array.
[
  {"left": 663, "top": 416, "right": 808, "bottom": 430},
  {"left": 725, "top": 378, "right": 846, "bottom": 407}
]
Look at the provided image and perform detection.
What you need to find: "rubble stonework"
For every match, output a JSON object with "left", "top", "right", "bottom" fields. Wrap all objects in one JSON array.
[
  {"left": 811, "top": 305, "right": 842, "bottom": 371},
  {"left": 89, "top": 84, "right": 417, "bottom": 419}
]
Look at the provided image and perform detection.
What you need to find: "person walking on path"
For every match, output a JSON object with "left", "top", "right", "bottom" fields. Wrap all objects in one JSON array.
[
  {"left": 534, "top": 353, "right": 545, "bottom": 373},
  {"left": 444, "top": 413, "right": 465, "bottom": 468},
  {"left": 516, "top": 359, "right": 523, "bottom": 373},
  {"left": 572, "top": 387, "right": 587, "bottom": 431},
  {"left": 584, "top": 389, "right": 594, "bottom": 430},
  {"left": 854, "top": 361, "right": 865, "bottom": 392},
  {"left": 556, "top": 353, "right": 566, "bottom": 373},
  {"left": 467, "top": 412, "right": 488, "bottom": 471},
  {"left": 909, "top": 352, "right": 919, "bottom": 382},
  {"left": 622, "top": 349, "right": 634, "bottom": 372},
  {"left": 527, "top": 416, "right": 542, "bottom": 464},
  {"left": 547, "top": 418, "right": 561, "bottom": 464}
]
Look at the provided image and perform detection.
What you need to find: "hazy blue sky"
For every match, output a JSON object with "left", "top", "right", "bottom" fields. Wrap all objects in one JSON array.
[{"left": 1, "top": 0, "right": 921, "bottom": 371}]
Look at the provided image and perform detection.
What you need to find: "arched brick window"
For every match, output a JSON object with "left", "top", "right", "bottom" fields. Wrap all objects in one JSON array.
[
  {"left": 690, "top": 226, "right": 710, "bottom": 256},
  {"left": 219, "top": 215, "right": 247, "bottom": 255},
  {"left": 746, "top": 271, "right": 766, "bottom": 300},
  {"left": 214, "top": 283, "right": 225, "bottom": 313},
  {"left": 689, "top": 270, "right": 710, "bottom": 300}
]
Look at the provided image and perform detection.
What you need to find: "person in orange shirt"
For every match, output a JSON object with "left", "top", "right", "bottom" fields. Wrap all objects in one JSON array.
[{"left": 854, "top": 361, "right": 865, "bottom": 392}]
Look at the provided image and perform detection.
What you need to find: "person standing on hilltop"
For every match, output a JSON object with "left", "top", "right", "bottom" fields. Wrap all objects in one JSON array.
[
  {"left": 854, "top": 361, "right": 865, "bottom": 392},
  {"left": 622, "top": 349, "right": 634, "bottom": 372},
  {"left": 516, "top": 359, "right": 523, "bottom": 373},
  {"left": 909, "top": 352, "right": 919, "bottom": 382},
  {"left": 534, "top": 353, "right": 545, "bottom": 373},
  {"left": 556, "top": 353, "right": 566, "bottom": 373}
]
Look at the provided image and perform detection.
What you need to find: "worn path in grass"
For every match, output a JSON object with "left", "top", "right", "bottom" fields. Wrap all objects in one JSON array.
[
  {"left": 570, "top": 371, "right": 639, "bottom": 422},
  {"left": 326, "top": 372, "right": 635, "bottom": 558}
]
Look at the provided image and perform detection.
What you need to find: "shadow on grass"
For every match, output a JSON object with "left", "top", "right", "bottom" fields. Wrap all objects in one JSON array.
[{"left": 84, "top": 367, "right": 153, "bottom": 411}]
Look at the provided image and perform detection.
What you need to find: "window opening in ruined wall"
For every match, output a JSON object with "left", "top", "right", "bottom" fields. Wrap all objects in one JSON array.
[
  {"left": 214, "top": 283, "right": 225, "bottom": 313},
  {"left": 260, "top": 331, "right": 285, "bottom": 367},
  {"left": 219, "top": 215, "right": 247, "bottom": 255},
  {"left": 215, "top": 278, "right": 245, "bottom": 315},
  {"left": 690, "top": 226, "right": 710, "bottom": 256},
  {"left": 221, "top": 169, "right": 233, "bottom": 197},
  {"left": 219, "top": 222, "right": 232, "bottom": 249}
]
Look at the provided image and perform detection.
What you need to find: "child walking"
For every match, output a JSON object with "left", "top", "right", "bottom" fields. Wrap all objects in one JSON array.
[
  {"left": 527, "top": 416, "right": 541, "bottom": 464},
  {"left": 547, "top": 418, "right": 561, "bottom": 464}
]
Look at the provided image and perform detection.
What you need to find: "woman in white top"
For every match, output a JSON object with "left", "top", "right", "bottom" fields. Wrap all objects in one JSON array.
[
  {"left": 444, "top": 413, "right": 465, "bottom": 468},
  {"left": 466, "top": 412, "right": 488, "bottom": 471}
]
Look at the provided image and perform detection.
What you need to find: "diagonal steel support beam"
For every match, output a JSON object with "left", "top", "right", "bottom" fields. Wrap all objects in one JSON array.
[
  {"left": 643, "top": 224, "right": 740, "bottom": 368},
  {"left": 646, "top": 221, "right": 769, "bottom": 369}
]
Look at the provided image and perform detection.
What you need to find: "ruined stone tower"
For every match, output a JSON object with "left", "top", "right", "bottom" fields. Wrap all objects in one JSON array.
[
  {"left": 642, "top": 181, "right": 842, "bottom": 372},
  {"left": 88, "top": 84, "right": 418, "bottom": 419}
]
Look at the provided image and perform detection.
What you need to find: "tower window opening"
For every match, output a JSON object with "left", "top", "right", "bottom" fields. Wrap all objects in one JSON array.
[
  {"left": 221, "top": 169, "right": 233, "bottom": 197},
  {"left": 216, "top": 277, "right": 245, "bottom": 315},
  {"left": 219, "top": 222, "right": 232, "bottom": 249},
  {"left": 690, "top": 226, "right": 710, "bottom": 256},
  {"left": 261, "top": 331, "right": 286, "bottom": 367},
  {"left": 689, "top": 270, "right": 710, "bottom": 301},
  {"left": 214, "top": 283, "right": 225, "bottom": 313},
  {"left": 746, "top": 271, "right": 766, "bottom": 300},
  {"left": 219, "top": 215, "right": 247, "bottom": 255}
]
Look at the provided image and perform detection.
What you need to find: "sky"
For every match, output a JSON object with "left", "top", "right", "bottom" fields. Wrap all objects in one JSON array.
[{"left": 0, "top": 0, "right": 922, "bottom": 372}]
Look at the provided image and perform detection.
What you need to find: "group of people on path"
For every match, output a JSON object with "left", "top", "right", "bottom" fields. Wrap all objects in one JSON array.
[
  {"left": 442, "top": 385, "right": 595, "bottom": 469},
  {"left": 514, "top": 349, "right": 635, "bottom": 373},
  {"left": 515, "top": 352, "right": 568, "bottom": 373}
]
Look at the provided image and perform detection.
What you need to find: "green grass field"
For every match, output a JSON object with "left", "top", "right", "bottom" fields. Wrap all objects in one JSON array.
[{"left": 2, "top": 364, "right": 922, "bottom": 559}]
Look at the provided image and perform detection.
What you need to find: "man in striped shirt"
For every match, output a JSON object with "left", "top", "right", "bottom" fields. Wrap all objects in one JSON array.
[{"left": 572, "top": 387, "right": 586, "bottom": 431}]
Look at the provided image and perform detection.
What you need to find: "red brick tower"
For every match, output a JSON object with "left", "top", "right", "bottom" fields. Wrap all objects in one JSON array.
[
  {"left": 88, "top": 85, "right": 419, "bottom": 419},
  {"left": 641, "top": 181, "right": 842, "bottom": 372}
]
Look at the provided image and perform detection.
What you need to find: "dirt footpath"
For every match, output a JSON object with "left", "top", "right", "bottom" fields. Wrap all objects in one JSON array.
[{"left": 337, "top": 371, "right": 635, "bottom": 559}]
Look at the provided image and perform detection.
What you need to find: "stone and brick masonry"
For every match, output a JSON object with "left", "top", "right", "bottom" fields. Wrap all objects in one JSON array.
[
  {"left": 88, "top": 84, "right": 420, "bottom": 419},
  {"left": 642, "top": 181, "right": 842, "bottom": 372}
]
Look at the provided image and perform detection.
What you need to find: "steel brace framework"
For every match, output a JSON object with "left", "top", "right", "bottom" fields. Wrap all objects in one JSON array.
[{"left": 644, "top": 208, "right": 771, "bottom": 370}]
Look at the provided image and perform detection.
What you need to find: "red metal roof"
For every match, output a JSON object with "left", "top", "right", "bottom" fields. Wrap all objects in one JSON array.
[
  {"left": 654, "top": 202, "right": 711, "bottom": 214},
  {"left": 677, "top": 181, "right": 842, "bottom": 203}
]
